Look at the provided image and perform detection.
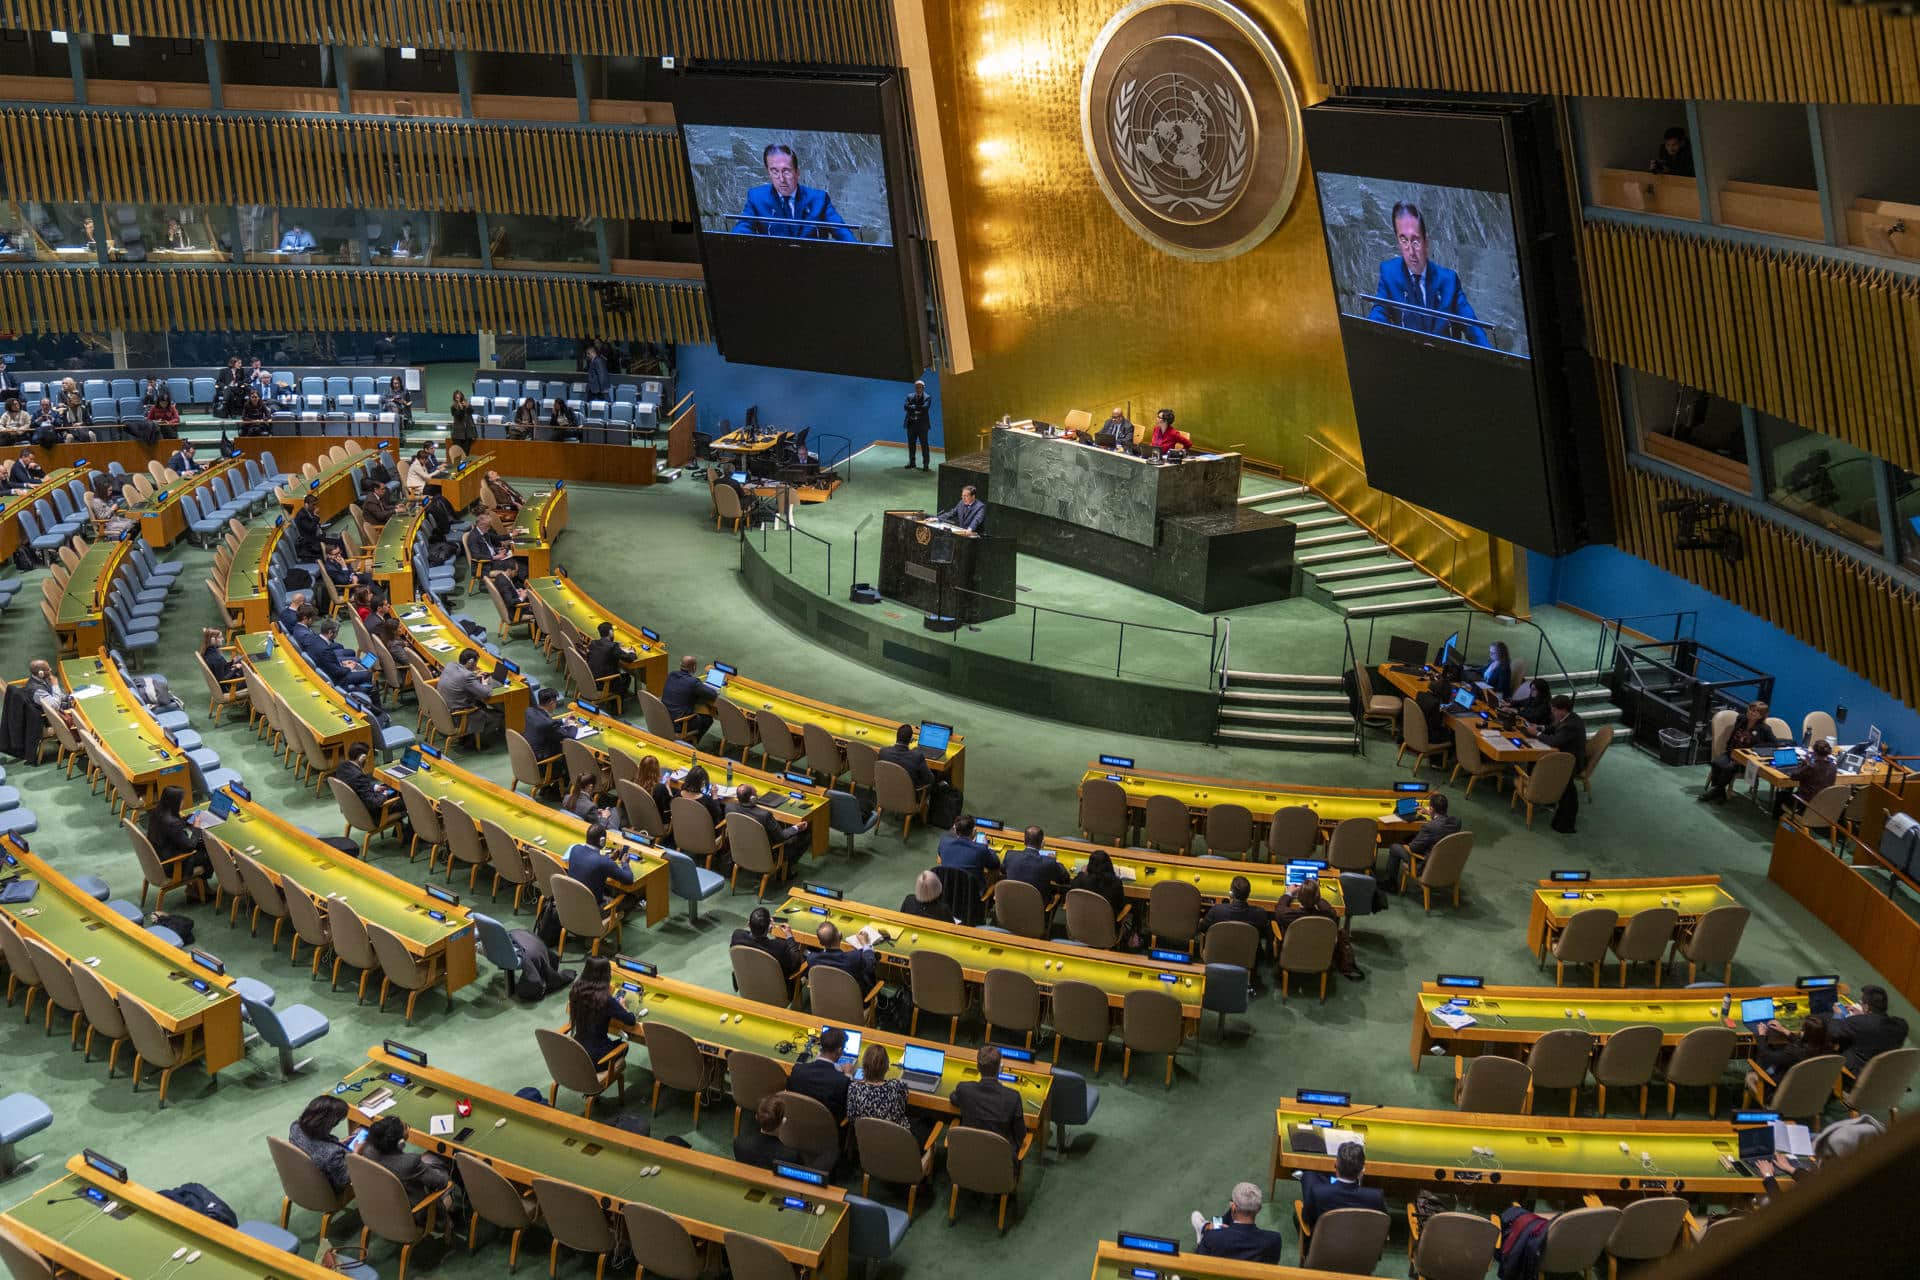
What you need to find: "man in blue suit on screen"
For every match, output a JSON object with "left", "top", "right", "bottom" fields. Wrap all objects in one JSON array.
[
  {"left": 734, "top": 144, "right": 856, "bottom": 242},
  {"left": 1366, "top": 201, "right": 1490, "bottom": 347}
]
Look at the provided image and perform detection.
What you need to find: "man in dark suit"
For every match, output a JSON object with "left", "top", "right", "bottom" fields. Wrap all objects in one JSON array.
[
  {"left": 936, "top": 815, "right": 1000, "bottom": 877},
  {"left": 166, "top": 442, "right": 202, "bottom": 474},
  {"left": 662, "top": 655, "right": 717, "bottom": 741},
  {"left": 565, "top": 823, "right": 633, "bottom": 906},
  {"left": 1533, "top": 694, "right": 1588, "bottom": 834},
  {"left": 330, "top": 742, "right": 400, "bottom": 833},
  {"left": 901, "top": 379, "right": 932, "bottom": 470},
  {"left": 733, "top": 144, "right": 855, "bottom": 241},
  {"left": 1296, "top": 1143, "right": 1387, "bottom": 1230},
  {"left": 1191, "top": 1182, "right": 1286, "bottom": 1264},
  {"left": 1380, "top": 793, "right": 1463, "bottom": 889},
  {"left": 282, "top": 599, "right": 318, "bottom": 648},
  {"left": 586, "top": 621, "right": 636, "bottom": 704},
  {"left": 806, "top": 921, "right": 879, "bottom": 991},
  {"left": 730, "top": 906, "right": 806, "bottom": 980},
  {"left": 733, "top": 1096, "right": 811, "bottom": 1172},
  {"left": 951, "top": 1045, "right": 1025, "bottom": 1164},
  {"left": 878, "top": 724, "right": 933, "bottom": 804},
  {"left": 1002, "top": 826, "right": 1070, "bottom": 901},
  {"left": 291, "top": 493, "right": 340, "bottom": 562},
  {"left": 934, "top": 485, "right": 986, "bottom": 534},
  {"left": 299, "top": 618, "right": 373, "bottom": 692},
  {"left": 521, "top": 687, "right": 574, "bottom": 774},
  {"left": 583, "top": 342, "right": 610, "bottom": 401},
  {"left": 5, "top": 448, "right": 43, "bottom": 491},
  {"left": 1832, "top": 985, "right": 1910, "bottom": 1075},
  {"left": 788, "top": 1026, "right": 853, "bottom": 1123},
  {"left": 1095, "top": 407, "right": 1135, "bottom": 451},
  {"left": 1201, "top": 875, "right": 1273, "bottom": 968},
  {"left": 1413, "top": 674, "right": 1450, "bottom": 743},
  {"left": 1366, "top": 201, "right": 1491, "bottom": 347},
  {"left": 726, "top": 783, "right": 809, "bottom": 866}
]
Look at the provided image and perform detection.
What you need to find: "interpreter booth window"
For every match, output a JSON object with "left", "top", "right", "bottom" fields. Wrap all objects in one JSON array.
[
  {"left": 1758, "top": 413, "right": 1886, "bottom": 553},
  {"left": 360, "top": 211, "right": 474, "bottom": 268},
  {"left": 2, "top": 202, "right": 105, "bottom": 262},
  {"left": 1890, "top": 467, "right": 1920, "bottom": 575},
  {"left": 0, "top": 28, "right": 74, "bottom": 81},
  {"left": 487, "top": 214, "right": 599, "bottom": 271},
  {"left": 102, "top": 204, "right": 232, "bottom": 264},
  {"left": 76, "top": 35, "right": 211, "bottom": 108},
  {"left": 218, "top": 42, "right": 341, "bottom": 112},
  {"left": 238, "top": 206, "right": 362, "bottom": 265},
  {"left": 468, "top": 52, "right": 580, "bottom": 123},
  {"left": 1820, "top": 104, "right": 1920, "bottom": 265},
  {"left": 1577, "top": 97, "right": 1700, "bottom": 220},
  {"left": 1622, "top": 368, "right": 1749, "bottom": 491},
  {"left": 1695, "top": 101, "right": 1823, "bottom": 242}
]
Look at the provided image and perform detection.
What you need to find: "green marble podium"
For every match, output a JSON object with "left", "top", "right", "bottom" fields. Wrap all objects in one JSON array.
[{"left": 988, "top": 424, "right": 1242, "bottom": 547}]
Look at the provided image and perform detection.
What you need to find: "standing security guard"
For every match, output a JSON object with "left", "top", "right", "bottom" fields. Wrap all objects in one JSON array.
[{"left": 902, "top": 379, "right": 932, "bottom": 470}]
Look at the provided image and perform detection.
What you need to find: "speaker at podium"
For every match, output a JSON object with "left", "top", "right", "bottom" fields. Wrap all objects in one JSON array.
[{"left": 877, "top": 509, "right": 1016, "bottom": 625}]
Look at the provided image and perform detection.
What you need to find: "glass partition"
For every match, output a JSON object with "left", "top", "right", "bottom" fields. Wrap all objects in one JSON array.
[
  {"left": 1621, "top": 368, "right": 1749, "bottom": 490},
  {"left": 102, "top": 204, "right": 232, "bottom": 264},
  {"left": 488, "top": 214, "right": 600, "bottom": 271},
  {"left": 1891, "top": 467, "right": 1920, "bottom": 575},
  {"left": 1758, "top": 412, "right": 1885, "bottom": 553},
  {"left": 237, "top": 206, "right": 362, "bottom": 265}
]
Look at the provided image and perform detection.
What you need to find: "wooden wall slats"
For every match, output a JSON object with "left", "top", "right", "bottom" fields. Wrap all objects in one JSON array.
[
  {"left": 1308, "top": 0, "right": 1920, "bottom": 105},
  {"left": 0, "top": 0, "right": 898, "bottom": 62},
  {"left": 0, "top": 107, "right": 692, "bottom": 222},
  {"left": 0, "top": 264, "right": 709, "bottom": 346},
  {"left": 1582, "top": 220, "right": 1920, "bottom": 474}
]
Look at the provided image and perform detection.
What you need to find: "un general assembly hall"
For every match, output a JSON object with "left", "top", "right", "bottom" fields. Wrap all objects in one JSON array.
[{"left": 2, "top": 2, "right": 1920, "bottom": 1278}]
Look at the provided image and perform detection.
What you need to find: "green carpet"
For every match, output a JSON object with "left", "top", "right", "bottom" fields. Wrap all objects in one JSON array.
[{"left": 0, "top": 465, "right": 1907, "bottom": 1278}]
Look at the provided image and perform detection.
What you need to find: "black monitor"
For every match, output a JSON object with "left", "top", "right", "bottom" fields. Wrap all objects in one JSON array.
[{"left": 1386, "top": 635, "right": 1428, "bottom": 665}]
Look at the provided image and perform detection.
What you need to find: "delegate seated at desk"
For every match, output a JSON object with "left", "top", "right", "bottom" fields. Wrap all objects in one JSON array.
[
  {"left": 934, "top": 484, "right": 986, "bottom": 533},
  {"left": 1096, "top": 408, "right": 1136, "bottom": 452},
  {"left": 278, "top": 225, "right": 316, "bottom": 254}
]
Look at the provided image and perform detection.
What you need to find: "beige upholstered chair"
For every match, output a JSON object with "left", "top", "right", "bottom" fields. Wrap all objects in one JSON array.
[
  {"left": 1402, "top": 830, "right": 1473, "bottom": 912},
  {"left": 1546, "top": 907, "right": 1617, "bottom": 985},
  {"left": 455, "top": 1151, "right": 541, "bottom": 1268},
  {"left": 268, "top": 1134, "right": 355, "bottom": 1241},
  {"left": 1277, "top": 915, "right": 1338, "bottom": 1001},
  {"left": 1448, "top": 720, "right": 1501, "bottom": 796},
  {"left": 1674, "top": 904, "right": 1750, "bottom": 985},
  {"left": 1121, "top": 987, "right": 1184, "bottom": 1088},
  {"left": 909, "top": 950, "right": 967, "bottom": 1040},
  {"left": 1077, "top": 777, "right": 1129, "bottom": 844},
  {"left": 1660, "top": 1025, "right": 1737, "bottom": 1117},
  {"left": 1592, "top": 1023, "right": 1663, "bottom": 1117},
  {"left": 534, "top": 1025, "right": 624, "bottom": 1118},
  {"left": 1609, "top": 907, "right": 1679, "bottom": 986},
  {"left": 1397, "top": 700, "right": 1453, "bottom": 772},
  {"left": 1453, "top": 1054, "right": 1532, "bottom": 1114},
  {"left": 1525, "top": 1028, "right": 1595, "bottom": 1116},
  {"left": 1049, "top": 980, "right": 1112, "bottom": 1072},
  {"left": 1265, "top": 805, "right": 1319, "bottom": 861},
  {"left": 1511, "top": 750, "right": 1576, "bottom": 829}
]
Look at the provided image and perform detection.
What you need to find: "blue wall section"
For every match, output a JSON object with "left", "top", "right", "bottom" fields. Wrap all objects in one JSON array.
[
  {"left": 1531, "top": 546, "right": 1920, "bottom": 750},
  {"left": 676, "top": 344, "right": 942, "bottom": 461}
]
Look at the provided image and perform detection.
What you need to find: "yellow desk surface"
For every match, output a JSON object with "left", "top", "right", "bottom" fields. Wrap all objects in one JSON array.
[
  {"left": 54, "top": 537, "right": 133, "bottom": 654},
  {"left": 0, "top": 465, "right": 85, "bottom": 560},
  {"left": 204, "top": 794, "right": 478, "bottom": 991},
  {"left": 1408, "top": 981, "right": 1833, "bottom": 1068},
  {"left": 1377, "top": 665, "right": 1554, "bottom": 763},
  {"left": 392, "top": 597, "right": 531, "bottom": 732},
  {"left": 239, "top": 628, "right": 371, "bottom": 750},
  {"left": 1271, "top": 1099, "right": 1771, "bottom": 1197},
  {"left": 283, "top": 447, "right": 378, "bottom": 521},
  {"left": 371, "top": 506, "right": 424, "bottom": 601},
  {"left": 570, "top": 705, "right": 830, "bottom": 855},
  {"left": 1734, "top": 746, "right": 1910, "bottom": 792},
  {"left": 709, "top": 668, "right": 966, "bottom": 790},
  {"left": 377, "top": 750, "right": 668, "bottom": 926},
  {"left": 439, "top": 454, "right": 495, "bottom": 509},
  {"left": 60, "top": 652, "right": 197, "bottom": 804},
  {"left": 1082, "top": 763, "right": 1426, "bottom": 836},
  {"left": 711, "top": 429, "right": 790, "bottom": 455},
  {"left": 223, "top": 519, "right": 282, "bottom": 632},
  {"left": 507, "top": 484, "right": 566, "bottom": 576},
  {"left": 132, "top": 457, "right": 243, "bottom": 548},
  {"left": 778, "top": 890, "right": 1205, "bottom": 1020},
  {"left": 526, "top": 573, "right": 668, "bottom": 695},
  {"left": 1, "top": 1157, "right": 343, "bottom": 1280},
  {"left": 0, "top": 843, "right": 242, "bottom": 1072},
  {"left": 978, "top": 828, "right": 1346, "bottom": 913},
  {"left": 337, "top": 1049, "right": 849, "bottom": 1277},
  {"left": 586, "top": 969, "right": 1052, "bottom": 1133},
  {"left": 1525, "top": 876, "right": 1737, "bottom": 954},
  {"left": 1091, "top": 1242, "right": 1334, "bottom": 1280}
]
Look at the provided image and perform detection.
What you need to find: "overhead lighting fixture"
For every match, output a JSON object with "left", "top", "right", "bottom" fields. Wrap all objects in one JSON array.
[
  {"left": 111, "top": 33, "right": 130, "bottom": 47},
  {"left": 49, "top": 29, "right": 68, "bottom": 43},
  {"left": 400, "top": 46, "right": 417, "bottom": 60}
]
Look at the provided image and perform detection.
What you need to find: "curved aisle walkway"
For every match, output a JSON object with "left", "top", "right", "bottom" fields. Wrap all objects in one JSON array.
[{"left": 0, "top": 471, "right": 1907, "bottom": 1278}]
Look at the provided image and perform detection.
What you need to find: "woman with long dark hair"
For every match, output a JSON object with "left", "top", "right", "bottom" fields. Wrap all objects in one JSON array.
[
  {"left": 1481, "top": 640, "right": 1513, "bottom": 697},
  {"left": 288, "top": 1095, "right": 352, "bottom": 1189},
  {"left": 568, "top": 955, "right": 640, "bottom": 1067},
  {"left": 145, "top": 783, "right": 212, "bottom": 892}
]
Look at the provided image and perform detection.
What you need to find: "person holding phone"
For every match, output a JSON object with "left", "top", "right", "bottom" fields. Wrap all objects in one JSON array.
[{"left": 1189, "top": 1181, "right": 1286, "bottom": 1263}]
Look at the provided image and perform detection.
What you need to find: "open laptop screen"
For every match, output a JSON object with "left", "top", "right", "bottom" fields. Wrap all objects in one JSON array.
[{"left": 917, "top": 721, "right": 953, "bottom": 754}]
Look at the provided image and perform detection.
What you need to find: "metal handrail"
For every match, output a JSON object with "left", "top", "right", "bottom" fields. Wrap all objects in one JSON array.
[
  {"left": 946, "top": 584, "right": 1221, "bottom": 685},
  {"left": 1304, "top": 436, "right": 1467, "bottom": 590},
  {"left": 1592, "top": 610, "right": 1699, "bottom": 679}
]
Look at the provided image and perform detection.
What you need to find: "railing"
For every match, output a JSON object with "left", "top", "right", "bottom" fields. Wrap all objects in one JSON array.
[
  {"left": 1305, "top": 436, "right": 1469, "bottom": 595},
  {"left": 1592, "top": 610, "right": 1698, "bottom": 680},
  {"left": 950, "top": 584, "right": 1224, "bottom": 686},
  {"left": 1214, "top": 617, "right": 1231, "bottom": 694},
  {"left": 739, "top": 508, "right": 832, "bottom": 598}
]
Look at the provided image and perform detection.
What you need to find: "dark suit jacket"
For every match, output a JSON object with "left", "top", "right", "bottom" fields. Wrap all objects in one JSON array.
[
  {"left": 951, "top": 1078, "right": 1025, "bottom": 1156},
  {"left": 1197, "top": 1220, "right": 1287, "bottom": 1264},
  {"left": 587, "top": 637, "right": 633, "bottom": 680},
  {"left": 1298, "top": 1172, "right": 1387, "bottom": 1228},
  {"left": 935, "top": 499, "right": 986, "bottom": 533},
  {"left": 878, "top": 743, "right": 932, "bottom": 791},
  {"left": 726, "top": 798, "right": 791, "bottom": 852},
  {"left": 936, "top": 833, "right": 1000, "bottom": 875},
  {"left": 788, "top": 1057, "right": 851, "bottom": 1122},
  {"left": 733, "top": 183, "right": 854, "bottom": 241},
  {"left": 1202, "top": 899, "right": 1271, "bottom": 954},
  {"left": 166, "top": 450, "right": 200, "bottom": 474},
  {"left": 1538, "top": 711, "right": 1589, "bottom": 768},
  {"left": 1002, "top": 847, "right": 1069, "bottom": 898},
  {"left": 1407, "top": 813, "right": 1463, "bottom": 856},
  {"left": 730, "top": 928, "right": 806, "bottom": 978},
  {"left": 903, "top": 390, "right": 931, "bottom": 430},
  {"left": 566, "top": 843, "right": 634, "bottom": 905},
  {"left": 296, "top": 629, "right": 353, "bottom": 683},
  {"left": 732, "top": 1130, "right": 809, "bottom": 1173},
  {"left": 522, "top": 705, "right": 570, "bottom": 763},
  {"left": 1366, "top": 257, "right": 1490, "bottom": 346},
  {"left": 333, "top": 759, "right": 391, "bottom": 815},
  {"left": 1832, "top": 1010, "right": 1910, "bottom": 1075},
  {"left": 807, "top": 945, "right": 878, "bottom": 991},
  {"left": 663, "top": 668, "right": 715, "bottom": 720}
]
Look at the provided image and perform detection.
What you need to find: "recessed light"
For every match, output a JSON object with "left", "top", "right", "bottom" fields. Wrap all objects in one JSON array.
[
  {"left": 400, "top": 46, "right": 417, "bottom": 60},
  {"left": 111, "top": 33, "right": 130, "bottom": 47},
  {"left": 49, "top": 29, "right": 68, "bottom": 44}
]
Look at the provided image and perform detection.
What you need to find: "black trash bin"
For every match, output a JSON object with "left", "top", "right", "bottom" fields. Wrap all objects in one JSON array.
[{"left": 1657, "top": 727, "right": 1696, "bottom": 767}]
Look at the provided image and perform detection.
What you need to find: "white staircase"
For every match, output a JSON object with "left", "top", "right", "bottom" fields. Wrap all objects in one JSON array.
[
  {"left": 1215, "top": 669, "right": 1358, "bottom": 751},
  {"left": 1240, "top": 485, "right": 1461, "bottom": 618}
]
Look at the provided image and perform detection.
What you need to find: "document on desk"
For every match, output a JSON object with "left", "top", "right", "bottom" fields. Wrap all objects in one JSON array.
[
  {"left": 1431, "top": 1003, "right": 1477, "bottom": 1031},
  {"left": 69, "top": 685, "right": 106, "bottom": 699},
  {"left": 1319, "top": 1127, "right": 1365, "bottom": 1152},
  {"left": 1771, "top": 1121, "right": 1814, "bottom": 1157},
  {"left": 849, "top": 925, "right": 888, "bottom": 949}
]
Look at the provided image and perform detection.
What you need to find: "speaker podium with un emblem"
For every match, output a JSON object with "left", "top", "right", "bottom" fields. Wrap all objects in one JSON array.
[{"left": 878, "top": 510, "right": 1017, "bottom": 625}]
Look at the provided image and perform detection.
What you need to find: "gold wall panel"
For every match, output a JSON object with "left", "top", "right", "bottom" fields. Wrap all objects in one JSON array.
[
  {"left": 0, "top": 0, "right": 898, "bottom": 62},
  {"left": 0, "top": 108, "right": 692, "bottom": 222},
  {"left": 0, "top": 267, "right": 711, "bottom": 345},
  {"left": 1582, "top": 220, "right": 1920, "bottom": 475},
  {"left": 919, "top": 0, "right": 1518, "bottom": 611},
  {"left": 1597, "top": 375, "right": 1920, "bottom": 713},
  {"left": 1306, "top": 0, "right": 1920, "bottom": 106}
]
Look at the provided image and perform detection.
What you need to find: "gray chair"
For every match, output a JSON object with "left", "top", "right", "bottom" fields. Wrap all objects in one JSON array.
[
  {"left": 1610, "top": 907, "right": 1679, "bottom": 987},
  {"left": 1592, "top": 1024, "right": 1664, "bottom": 1117},
  {"left": 826, "top": 789, "right": 877, "bottom": 857},
  {"left": 1454, "top": 1054, "right": 1532, "bottom": 1114},
  {"left": 1546, "top": 907, "right": 1618, "bottom": 986},
  {"left": 1660, "top": 1025, "right": 1737, "bottom": 1117},
  {"left": 1409, "top": 1210, "right": 1499, "bottom": 1280},
  {"left": 845, "top": 1193, "right": 911, "bottom": 1280}
]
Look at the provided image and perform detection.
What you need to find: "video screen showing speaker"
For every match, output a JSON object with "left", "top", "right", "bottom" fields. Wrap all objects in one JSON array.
[
  {"left": 1316, "top": 174, "right": 1529, "bottom": 360},
  {"left": 673, "top": 67, "right": 926, "bottom": 381},
  {"left": 1302, "top": 99, "right": 1606, "bottom": 555}
]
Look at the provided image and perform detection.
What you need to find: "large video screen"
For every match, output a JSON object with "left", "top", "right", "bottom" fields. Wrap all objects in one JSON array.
[
  {"left": 673, "top": 69, "right": 925, "bottom": 381},
  {"left": 682, "top": 125, "right": 893, "bottom": 247},
  {"left": 1303, "top": 101, "right": 1604, "bottom": 554},
  {"left": 1315, "top": 174, "right": 1529, "bottom": 359}
]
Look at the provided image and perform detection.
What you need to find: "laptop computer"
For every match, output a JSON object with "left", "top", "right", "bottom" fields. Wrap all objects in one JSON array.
[
  {"left": 1284, "top": 862, "right": 1321, "bottom": 887},
  {"left": 1770, "top": 747, "right": 1802, "bottom": 768},
  {"left": 729, "top": 471, "right": 750, "bottom": 486},
  {"left": 1394, "top": 798, "right": 1421, "bottom": 819},
  {"left": 1739, "top": 996, "right": 1777, "bottom": 1032},
  {"left": 387, "top": 746, "right": 424, "bottom": 778},
  {"left": 828, "top": 1028, "right": 862, "bottom": 1068},
  {"left": 899, "top": 1044, "right": 946, "bottom": 1092},
  {"left": 1451, "top": 687, "right": 1476, "bottom": 712},
  {"left": 703, "top": 668, "right": 728, "bottom": 691},
  {"left": 917, "top": 721, "right": 953, "bottom": 758},
  {"left": 190, "top": 790, "right": 238, "bottom": 829},
  {"left": 1798, "top": 975, "right": 1840, "bottom": 1016}
]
